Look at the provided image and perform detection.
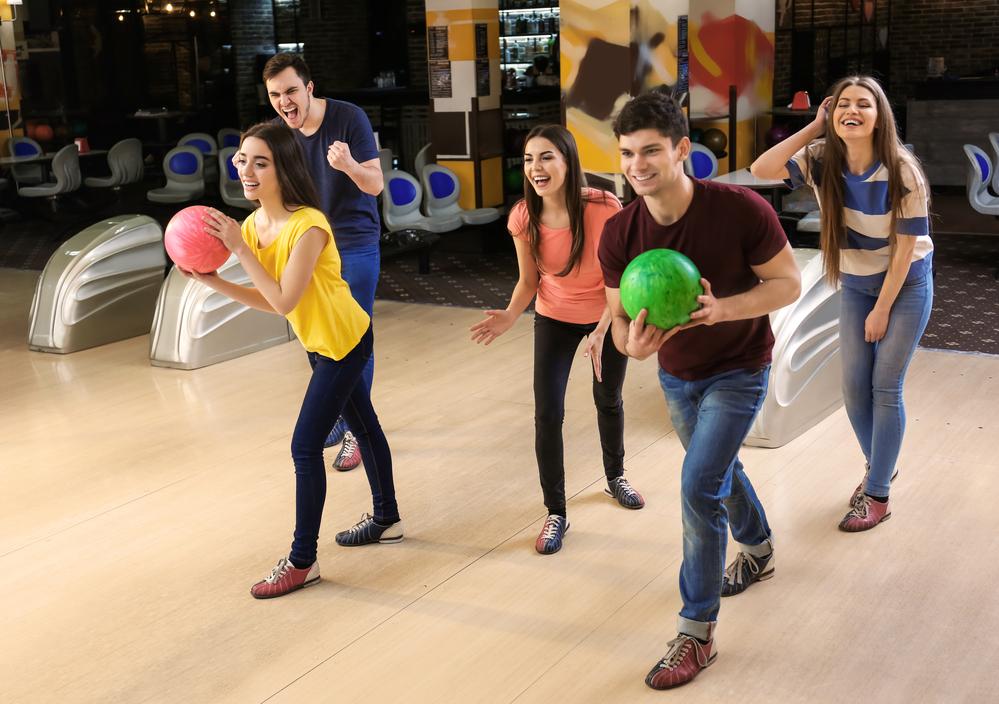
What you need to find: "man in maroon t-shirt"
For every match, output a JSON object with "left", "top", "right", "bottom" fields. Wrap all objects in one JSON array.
[{"left": 598, "top": 92, "right": 801, "bottom": 690}]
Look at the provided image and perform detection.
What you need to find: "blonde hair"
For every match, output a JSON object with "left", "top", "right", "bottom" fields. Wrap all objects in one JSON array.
[{"left": 813, "top": 76, "right": 929, "bottom": 285}]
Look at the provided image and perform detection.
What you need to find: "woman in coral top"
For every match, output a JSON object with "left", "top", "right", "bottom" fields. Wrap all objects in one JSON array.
[
  {"left": 184, "top": 122, "right": 402, "bottom": 599},
  {"left": 470, "top": 124, "right": 642, "bottom": 555}
]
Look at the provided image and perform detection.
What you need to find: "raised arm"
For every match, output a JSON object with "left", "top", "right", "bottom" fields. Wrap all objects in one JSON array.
[
  {"left": 750, "top": 96, "right": 832, "bottom": 181},
  {"left": 199, "top": 209, "right": 328, "bottom": 316},
  {"left": 328, "top": 142, "right": 383, "bottom": 196}
]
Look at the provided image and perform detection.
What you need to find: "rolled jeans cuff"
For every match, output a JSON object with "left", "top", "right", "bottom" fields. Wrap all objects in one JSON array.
[
  {"left": 739, "top": 536, "right": 774, "bottom": 559},
  {"left": 677, "top": 616, "right": 716, "bottom": 642}
]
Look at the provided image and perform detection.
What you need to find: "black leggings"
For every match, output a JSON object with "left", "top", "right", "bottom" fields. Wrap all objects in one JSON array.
[{"left": 534, "top": 313, "right": 628, "bottom": 515}]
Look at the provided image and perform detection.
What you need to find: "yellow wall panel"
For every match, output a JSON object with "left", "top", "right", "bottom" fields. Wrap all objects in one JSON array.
[
  {"left": 480, "top": 157, "right": 503, "bottom": 208},
  {"left": 439, "top": 159, "right": 477, "bottom": 211}
]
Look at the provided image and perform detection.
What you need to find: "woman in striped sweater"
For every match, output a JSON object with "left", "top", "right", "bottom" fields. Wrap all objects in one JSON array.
[{"left": 752, "top": 75, "right": 934, "bottom": 532}]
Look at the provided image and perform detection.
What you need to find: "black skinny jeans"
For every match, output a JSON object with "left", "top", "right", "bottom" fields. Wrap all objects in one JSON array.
[{"left": 534, "top": 313, "right": 628, "bottom": 516}]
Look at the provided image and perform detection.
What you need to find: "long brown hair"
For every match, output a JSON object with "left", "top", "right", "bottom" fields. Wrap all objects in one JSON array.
[
  {"left": 519, "top": 124, "right": 607, "bottom": 277},
  {"left": 814, "top": 76, "right": 929, "bottom": 284},
  {"left": 240, "top": 122, "right": 324, "bottom": 217}
]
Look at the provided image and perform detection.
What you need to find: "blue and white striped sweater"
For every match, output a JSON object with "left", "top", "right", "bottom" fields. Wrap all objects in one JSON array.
[{"left": 785, "top": 140, "right": 933, "bottom": 290}]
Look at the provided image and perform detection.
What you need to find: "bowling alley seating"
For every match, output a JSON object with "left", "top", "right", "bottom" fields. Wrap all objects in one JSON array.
[
  {"left": 83, "top": 138, "right": 145, "bottom": 193},
  {"left": 147, "top": 146, "right": 205, "bottom": 203},
  {"left": 963, "top": 144, "right": 999, "bottom": 216},
  {"left": 18, "top": 144, "right": 83, "bottom": 212},
  {"left": 382, "top": 169, "right": 461, "bottom": 233},
  {"left": 685, "top": 143, "right": 718, "bottom": 180},
  {"left": 378, "top": 148, "right": 394, "bottom": 172},
  {"left": 746, "top": 247, "right": 843, "bottom": 447},
  {"left": 8, "top": 136, "right": 46, "bottom": 185},
  {"left": 989, "top": 133, "right": 999, "bottom": 195},
  {"left": 218, "top": 147, "right": 254, "bottom": 211},
  {"left": 217, "top": 128, "right": 241, "bottom": 151},
  {"left": 420, "top": 165, "right": 501, "bottom": 225},
  {"left": 414, "top": 143, "right": 433, "bottom": 181},
  {"left": 149, "top": 254, "right": 295, "bottom": 370},
  {"left": 28, "top": 214, "right": 166, "bottom": 354},
  {"left": 178, "top": 132, "right": 219, "bottom": 184}
]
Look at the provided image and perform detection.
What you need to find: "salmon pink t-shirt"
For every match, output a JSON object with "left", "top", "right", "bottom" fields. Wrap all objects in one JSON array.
[{"left": 509, "top": 190, "right": 622, "bottom": 324}]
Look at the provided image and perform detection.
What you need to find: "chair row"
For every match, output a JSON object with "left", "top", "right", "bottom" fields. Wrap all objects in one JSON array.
[
  {"left": 964, "top": 133, "right": 999, "bottom": 217},
  {"left": 379, "top": 142, "right": 501, "bottom": 233},
  {"left": 147, "top": 145, "right": 253, "bottom": 210}
]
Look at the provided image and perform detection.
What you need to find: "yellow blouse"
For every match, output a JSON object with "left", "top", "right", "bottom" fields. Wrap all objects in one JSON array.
[{"left": 241, "top": 207, "right": 369, "bottom": 360}]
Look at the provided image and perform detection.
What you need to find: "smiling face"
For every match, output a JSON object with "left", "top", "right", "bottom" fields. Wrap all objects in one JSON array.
[
  {"left": 523, "top": 137, "right": 568, "bottom": 199},
  {"left": 266, "top": 66, "right": 313, "bottom": 131},
  {"left": 832, "top": 85, "right": 878, "bottom": 143},
  {"left": 618, "top": 128, "right": 688, "bottom": 199},
  {"left": 237, "top": 136, "right": 279, "bottom": 202}
]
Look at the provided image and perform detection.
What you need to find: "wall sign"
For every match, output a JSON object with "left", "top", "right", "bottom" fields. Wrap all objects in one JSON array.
[
  {"left": 430, "top": 60, "right": 452, "bottom": 98},
  {"left": 475, "top": 23, "right": 488, "bottom": 59},
  {"left": 428, "top": 26, "right": 449, "bottom": 61}
]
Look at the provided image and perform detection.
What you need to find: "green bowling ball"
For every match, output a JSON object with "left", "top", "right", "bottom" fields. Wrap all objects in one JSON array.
[
  {"left": 620, "top": 249, "right": 703, "bottom": 330},
  {"left": 690, "top": 127, "right": 704, "bottom": 143}
]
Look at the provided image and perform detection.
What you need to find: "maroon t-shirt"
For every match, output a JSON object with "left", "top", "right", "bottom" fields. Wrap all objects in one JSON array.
[{"left": 599, "top": 178, "right": 788, "bottom": 381}]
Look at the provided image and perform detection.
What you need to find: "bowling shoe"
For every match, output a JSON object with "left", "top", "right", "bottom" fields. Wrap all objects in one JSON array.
[
  {"left": 335, "top": 513, "right": 404, "bottom": 546},
  {"left": 605, "top": 476, "right": 645, "bottom": 509},
  {"left": 849, "top": 463, "right": 899, "bottom": 506},
  {"left": 839, "top": 493, "right": 891, "bottom": 532},
  {"left": 645, "top": 633, "right": 717, "bottom": 690},
  {"left": 721, "top": 538, "right": 774, "bottom": 596},
  {"left": 333, "top": 431, "right": 361, "bottom": 471},
  {"left": 535, "top": 514, "right": 569, "bottom": 554},
  {"left": 323, "top": 418, "right": 347, "bottom": 448},
  {"left": 250, "top": 556, "right": 320, "bottom": 599}
]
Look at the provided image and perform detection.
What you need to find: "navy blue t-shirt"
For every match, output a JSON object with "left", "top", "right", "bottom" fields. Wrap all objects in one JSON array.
[{"left": 273, "top": 98, "right": 380, "bottom": 250}]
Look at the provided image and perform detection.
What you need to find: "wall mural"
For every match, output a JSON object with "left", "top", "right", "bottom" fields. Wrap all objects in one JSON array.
[{"left": 562, "top": 0, "right": 686, "bottom": 174}]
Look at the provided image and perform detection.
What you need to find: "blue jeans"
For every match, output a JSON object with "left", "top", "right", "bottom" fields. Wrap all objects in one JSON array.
[
  {"left": 839, "top": 274, "right": 933, "bottom": 497},
  {"left": 290, "top": 326, "right": 398, "bottom": 566},
  {"left": 339, "top": 243, "right": 380, "bottom": 404},
  {"left": 658, "top": 365, "right": 772, "bottom": 640}
]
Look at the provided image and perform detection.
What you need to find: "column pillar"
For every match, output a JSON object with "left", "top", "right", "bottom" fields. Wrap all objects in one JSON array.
[{"left": 425, "top": 0, "right": 504, "bottom": 210}]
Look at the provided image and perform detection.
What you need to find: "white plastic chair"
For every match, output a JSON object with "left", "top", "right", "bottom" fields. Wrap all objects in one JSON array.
[
  {"left": 19, "top": 145, "right": 82, "bottom": 211},
  {"left": 963, "top": 144, "right": 999, "bottom": 216},
  {"left": 148, "top": 146, "right": 204, "bottom": 203},
  {"left": 382, "top": 170, "right": 461, "bottom": 233},
  {"left": 421, "top": 165, "right": 500, "bottom": 225},
  {"left": 84, "top": 138, "right": 145, "bottom": 192},
  {"left": 219, "top": 147, "right": 254, "bottom": 211}
]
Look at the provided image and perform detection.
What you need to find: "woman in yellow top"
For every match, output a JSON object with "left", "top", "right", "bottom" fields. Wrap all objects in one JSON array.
[{"left": 185, "top": 122, "right": 402, "bottom": 599}]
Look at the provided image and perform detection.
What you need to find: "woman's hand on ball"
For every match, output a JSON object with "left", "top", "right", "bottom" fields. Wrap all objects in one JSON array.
[
  {"left": 177, "top": 266, "right": 219, "bottom": 285},
  {"left": 202, "top": 208, "right": 243, "bottom": 252}
]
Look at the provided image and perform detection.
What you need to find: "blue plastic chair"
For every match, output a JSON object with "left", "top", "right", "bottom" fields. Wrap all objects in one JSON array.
[
  {"left": 8, "top": 136, "right": 45, "bottom": 185},
  {"left": 686, "top": 143, "right": 718, "bottom": 180},
  {"left": 421, "top": 165, "right": 501, "bottom": 225},
  {"left": 382, "top": 170, "right": 461, "bottom": 233},
  {"left": 963, "top": 144, "right": 999, "bottom": 216},
  {"left": 148, "top": 146, "right": 204, "bottom": 203}
]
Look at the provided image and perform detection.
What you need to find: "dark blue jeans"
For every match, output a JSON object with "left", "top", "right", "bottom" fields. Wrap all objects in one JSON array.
[
  {"left": 658, "top": 365, "right": 772, "bottom": 640},
  {"left": 534, "top": 313, "right": 628, "bottom": 514},
  {"left": 290, "top": 325, "right": 398, "bottom": 566},
  {"left": 339, "top": 243, "right": 380, "bottom": 400}
]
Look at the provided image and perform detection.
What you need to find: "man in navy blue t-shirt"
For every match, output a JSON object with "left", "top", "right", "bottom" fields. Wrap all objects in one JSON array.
[{"left": 263, "top": 53, "right": 384, "bottom": 472}]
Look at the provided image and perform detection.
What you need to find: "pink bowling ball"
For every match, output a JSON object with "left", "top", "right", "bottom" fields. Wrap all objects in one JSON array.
[{"left": 164, "top": 205, "right": 231, "bottom": 274}]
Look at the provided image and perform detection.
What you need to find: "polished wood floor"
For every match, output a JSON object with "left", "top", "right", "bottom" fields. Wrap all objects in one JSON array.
[{"left": 2, "top": 267, "right": 998, "bottom": 704}]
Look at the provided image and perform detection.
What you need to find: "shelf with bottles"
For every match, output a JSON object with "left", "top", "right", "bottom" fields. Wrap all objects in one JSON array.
[
  {"left": 499, "top": 7, "right": 559, "bottom": 37},
  {"left": 501, "top": 37, "right": 556, "bottom": 65},
  {"left": 499, "top": 1, "right": 560, "bottom": 11}
]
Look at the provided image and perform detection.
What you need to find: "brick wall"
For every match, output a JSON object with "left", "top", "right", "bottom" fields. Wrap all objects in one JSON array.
[
  {"left": 231, "top": 0, "right": 275, "bottom": 128},
  {"left": 297, "top": 0, "right": 370, "bottom": 94},
  {"left": 890, "top": 0, "right": 999, "bottom": 104},
  {"left": 408, "top": 0, "right": 428, "bottom": 90}
]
